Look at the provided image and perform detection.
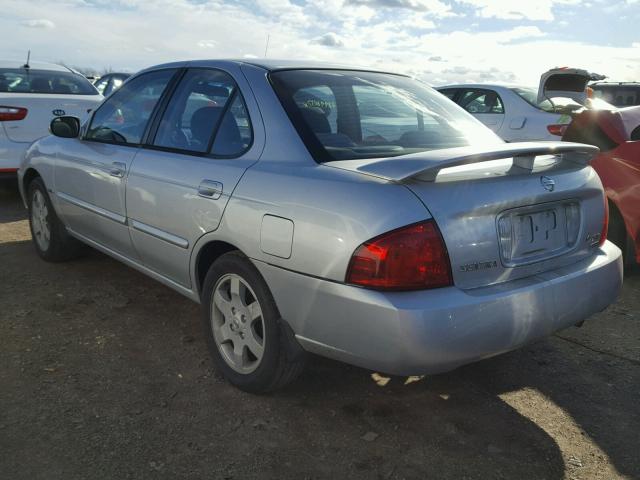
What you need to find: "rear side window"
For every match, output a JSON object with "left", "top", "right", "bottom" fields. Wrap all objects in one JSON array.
[
  {"left": 0, "top": 68, "right": 98, "bottom": 95},
  {"left": 153, "top": 68, "right": 252, "bottom": 156},
  {"left": 593, "top": 86, "right": 640, "bottom": 107},
  {"left": 86, "top": 69, "right": 176, "bottom": 145}
]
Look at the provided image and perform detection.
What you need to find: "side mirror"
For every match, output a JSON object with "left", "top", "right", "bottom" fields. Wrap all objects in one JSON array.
[{"left": 50, "top": 116, "right": 80, "bottom": 138}]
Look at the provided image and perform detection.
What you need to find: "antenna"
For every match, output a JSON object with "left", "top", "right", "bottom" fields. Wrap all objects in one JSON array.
[
  {"left": 23, "top": 50, "right": 31, "bottom": 69},
  {"left": 264, "top": 34, "right": 270, "bottom": 58}
]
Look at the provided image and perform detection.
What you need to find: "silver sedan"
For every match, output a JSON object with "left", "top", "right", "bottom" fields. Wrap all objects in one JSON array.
[{"left": 18, "top": 60, "right": 622, "bottom": 392}]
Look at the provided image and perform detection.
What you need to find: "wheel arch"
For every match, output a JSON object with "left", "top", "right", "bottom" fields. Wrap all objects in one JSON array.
[
  {"left": 193, "top": 240, "right": 242, "bottom": 298},
  {"left": 607, "top": 196, "right": 638, "bottom": 266},
  {"left": 608, "top": 197, "right": 628, "bottom": 240},
  {"left": 22, "top": 167, "right": 41, "bottom": 194}
]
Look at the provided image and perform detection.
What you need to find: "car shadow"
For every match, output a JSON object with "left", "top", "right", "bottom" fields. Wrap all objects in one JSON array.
[{"left": 0, "top": 179, "right": 26, "bottom": 224}]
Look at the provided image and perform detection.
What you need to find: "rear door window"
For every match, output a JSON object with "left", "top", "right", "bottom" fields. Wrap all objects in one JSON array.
[
  {"left": 458, "top": 89, "right": 504, "bottom": 114},
  {"left": 438, "top": 88, "right": 459, "bottom": 100},
  {"left": 86, "top": 69, "right": 176, "bottom": 145},
  {"left": 153, "top": 68, "right": 252, "bottom": 156}
]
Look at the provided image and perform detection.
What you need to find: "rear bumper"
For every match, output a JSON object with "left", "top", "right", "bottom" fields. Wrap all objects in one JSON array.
[
  {"left": 0, "top": 138, "right": 29, "bottom": 172},
  {"left": 255, "top": 241, "right": 623, "bottom": 376}
]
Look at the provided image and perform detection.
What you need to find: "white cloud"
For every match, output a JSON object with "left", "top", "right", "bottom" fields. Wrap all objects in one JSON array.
[
  {"left": 0, "top": 0, "right": 637, "bottom": 86},
  {"left": 197, "top": 40, "right": 217, "bottom": 49},
  {"left": 313, "top": 32, "right": 345, "bottom": 47},
  {"left": 459, "top": 0, "right": 580, "bottom": 21},
  {"left": 345, "top": 0, "right": 453, "bottom": 16},
  {"left": 21, "top": 18, "right": 55, "bottom": 28}
]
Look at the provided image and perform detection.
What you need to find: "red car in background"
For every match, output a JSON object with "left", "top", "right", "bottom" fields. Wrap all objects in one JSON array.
[{"left": 563, "top": 106, "right": 640, "bottom": 268}]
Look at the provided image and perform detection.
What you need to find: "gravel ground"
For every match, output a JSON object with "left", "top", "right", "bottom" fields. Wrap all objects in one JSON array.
[{"left": 1, "top": 179, "right": 638, "bottom": 480}]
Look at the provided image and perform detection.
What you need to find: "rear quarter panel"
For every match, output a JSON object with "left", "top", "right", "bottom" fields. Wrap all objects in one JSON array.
[
  {"left": 500, "top": 90, "right": 558, "bottom": 142},
  {"left": 593, "top": 143, "right": 640, "bottom": 259},
  {"left": 191, "top": 162, "right": 430, "bottom": 286}
]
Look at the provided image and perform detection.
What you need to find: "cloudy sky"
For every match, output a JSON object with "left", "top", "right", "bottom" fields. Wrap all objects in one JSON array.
[{"left": 1, "top": 0, "right": 639, "bottom": 86}]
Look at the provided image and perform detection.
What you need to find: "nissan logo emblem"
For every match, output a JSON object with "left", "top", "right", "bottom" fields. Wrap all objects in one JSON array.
[{"left": 540, "top": 176, "right": 555, "bottom": 192}]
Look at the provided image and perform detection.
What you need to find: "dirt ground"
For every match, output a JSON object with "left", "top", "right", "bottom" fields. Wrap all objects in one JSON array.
[{"left": 0, "top": 179, "right": 638, "bottom": 480}]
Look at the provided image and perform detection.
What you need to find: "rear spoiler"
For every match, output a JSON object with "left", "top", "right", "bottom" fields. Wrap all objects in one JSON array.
[{"left": 324, "top": 142, "right": 599, "bottom": 182}]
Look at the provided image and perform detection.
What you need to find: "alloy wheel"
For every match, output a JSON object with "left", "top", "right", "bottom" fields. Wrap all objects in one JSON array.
[
  {"left": 210, "top": 273, "right": 265, "bottom": 374},
  {"left": 31, "top": 190, "right": 51, "bottom": 252}
]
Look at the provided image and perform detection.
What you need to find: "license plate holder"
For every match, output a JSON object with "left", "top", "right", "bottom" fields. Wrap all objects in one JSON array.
[{"left": 498, "top": 201, "right": 580, "bottom": 266}]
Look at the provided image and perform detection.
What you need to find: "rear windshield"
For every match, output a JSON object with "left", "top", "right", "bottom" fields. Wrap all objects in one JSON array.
[
  {"left": 510, "top": 87, "right": 556, "bottom": 112},
  {"left": 270, "top": 69, "right": 500, "bottom": 162},
  {"left": 511, "top": 86, "right": 583, "bottom": 113},
  {"left": 0, "top": 68, "right": 98, "bottom": 95}
]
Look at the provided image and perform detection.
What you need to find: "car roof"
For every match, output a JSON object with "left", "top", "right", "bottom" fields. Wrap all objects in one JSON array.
[
  {"left": 591, "top": 82, "right": 640, "bottom": 87},
  {"left": 0, "top": 59, "right": 73, "bottom": 72},
  {"left": 99, "top": 72, "right": 131, "bottom": 78},
  {"left": 436, "top": 83, "right": 529, "bottom": 90},
  {"left": 146, "top": 58, "right": 399, "bottom": 75}
]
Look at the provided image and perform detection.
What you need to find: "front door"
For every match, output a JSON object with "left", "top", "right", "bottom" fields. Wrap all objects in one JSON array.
[{"left": 54, "top": 68, "right": 178, "bottom": 258}]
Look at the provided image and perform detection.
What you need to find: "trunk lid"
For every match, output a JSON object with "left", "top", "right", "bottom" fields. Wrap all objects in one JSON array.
[
  {"left": 0, "top": 93, "right": 100, "bottom": 142},
  {"left": 537, "top": 67, "right": 606, "bottom": 106},
  {"left": 327, "top": 142, "right": 606, "bottom": 289}
]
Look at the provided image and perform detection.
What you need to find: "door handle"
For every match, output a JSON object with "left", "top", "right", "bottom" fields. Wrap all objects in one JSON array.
[
  {"left": 197, "top": 180, "right": 223, "bottom": 200},
  {"left": 109, "top": 162, "right": 127, "bottom": 178}
]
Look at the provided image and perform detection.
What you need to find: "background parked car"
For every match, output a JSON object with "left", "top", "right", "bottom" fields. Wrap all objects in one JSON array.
[
  {"left": 93, "top": 72, "right": 130, "bottom": 97},
  {"left": 0, "top": 60, "right": 102, "bottom": 177},
  {"left": 438, "top": 68, "right": 609, "bottom": 142},
  {"left": 591, "top": 82, "right": 640, "bottom": 108},
  {"left": 562, "top": 106, "right": 640, "bottom": 268},
  {"left": 437, "top": 84, "right": 580, "bottom": 141}
]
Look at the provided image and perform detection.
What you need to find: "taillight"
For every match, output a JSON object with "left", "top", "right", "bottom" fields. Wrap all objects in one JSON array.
[
  {"left": 600, "top": 197, "right": 609, "bottom": 247},
  {"left": 0, "top": 106, "right": 28, "bottom": 121},
  {"left": 346, "top": 220, "right": 452, "bottom": 290},
  {"left": 547, "top": 124, "right": 568, "bottom": 136}
]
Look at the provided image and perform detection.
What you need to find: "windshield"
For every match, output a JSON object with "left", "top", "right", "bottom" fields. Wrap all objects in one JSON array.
[
  {"left": 0, "top": 68, "right": 99, "bottom": 95},
  {"left": 270, "top": 70, "right": 501, "bottom": 162},
  {"left": 511, "top": 86, "right": 588, "bottom": 113}
]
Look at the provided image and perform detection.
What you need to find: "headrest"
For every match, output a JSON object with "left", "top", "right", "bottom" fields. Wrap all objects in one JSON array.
[{"left": 300, "top": 107, "right": 331, "bottom": 134}]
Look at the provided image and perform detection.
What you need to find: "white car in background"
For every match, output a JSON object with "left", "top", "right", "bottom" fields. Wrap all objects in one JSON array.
[
  {"left": 0, "top": 60, "right": 102, "bottom": 177},
  {"left": 438, "top": 68, "right": 608, "bottom": 142}
]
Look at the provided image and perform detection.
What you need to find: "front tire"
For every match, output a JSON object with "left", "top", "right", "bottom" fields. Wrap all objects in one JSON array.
[
  {"left": 201, "top": 252, "right": 305, "bottom": 393},
  {"left": 27, "top": 177, "right": 84, "bottom": 262}
]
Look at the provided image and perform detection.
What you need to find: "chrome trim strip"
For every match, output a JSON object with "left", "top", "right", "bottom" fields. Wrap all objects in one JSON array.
[
  {"left": 130, "top": 219, "right": 189, "bottom": 249},
  {"left": 56, "top": 191, "right": 127, "bottom": 225}
]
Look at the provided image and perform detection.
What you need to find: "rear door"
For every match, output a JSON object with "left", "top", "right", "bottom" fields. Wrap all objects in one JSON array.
[
  {"left": 456, "top": 88, "right": 505, "bottom": 133},
  {"left": 125, "top": 65, "right": 262, "bottom": 288},
  {"left": 55, "top": 68, "right": 178, "bottom": 258}
]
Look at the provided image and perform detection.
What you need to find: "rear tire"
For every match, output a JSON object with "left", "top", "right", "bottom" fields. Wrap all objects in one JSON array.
[
  {"left": 201, "top": 251, "right": 306, "bottom": 393},
  {"left": 27, "top": 177, "right": 85, "bottom": 262}
]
